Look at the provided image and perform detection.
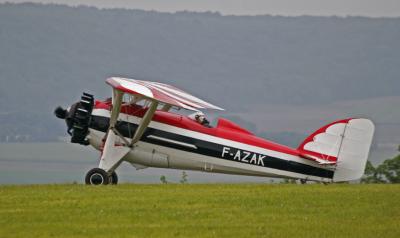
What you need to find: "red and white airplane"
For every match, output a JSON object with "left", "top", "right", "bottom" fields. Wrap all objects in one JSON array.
[{"left": 55, "top": 77, "right": 374, "bottom": 185}]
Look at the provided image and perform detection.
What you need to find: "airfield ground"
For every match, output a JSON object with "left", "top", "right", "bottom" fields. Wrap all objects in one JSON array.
[{"left": 0, "top": 184, "right": 399, "bottom": 238}]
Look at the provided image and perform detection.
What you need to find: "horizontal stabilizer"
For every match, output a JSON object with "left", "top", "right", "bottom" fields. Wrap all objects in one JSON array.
[{"left": 299, "top": 153, "right": 337, "bottom": 165}]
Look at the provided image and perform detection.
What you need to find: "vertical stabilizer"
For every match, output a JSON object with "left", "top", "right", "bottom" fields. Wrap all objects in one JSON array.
[
  {"left": 298, "top": 118, "right": 375, "bottom": 182},
  {"left": 333, "top": 118, "right": 375, "bottom": 182}
]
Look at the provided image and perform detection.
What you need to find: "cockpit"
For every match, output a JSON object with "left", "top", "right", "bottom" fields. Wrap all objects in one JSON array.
[
  {"left": 188, "top": 111, "right": 211, "bottom": 127},
  {"left": 118, "top": 94, "right": 214, "bottom": 127}
]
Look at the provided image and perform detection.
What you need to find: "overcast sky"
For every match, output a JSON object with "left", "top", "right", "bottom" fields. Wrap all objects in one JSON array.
[{"left": 1, "top": 0, "right": 400, "bottom": 17}]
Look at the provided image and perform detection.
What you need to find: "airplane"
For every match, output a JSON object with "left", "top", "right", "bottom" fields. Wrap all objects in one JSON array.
[{"left": 54, "top": 77, "right": 375, "bottom": 185}]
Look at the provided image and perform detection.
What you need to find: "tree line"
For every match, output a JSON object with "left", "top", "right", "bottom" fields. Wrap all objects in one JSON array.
[{"left": 361, "top": 149, "right": 400, "bottom": 184}]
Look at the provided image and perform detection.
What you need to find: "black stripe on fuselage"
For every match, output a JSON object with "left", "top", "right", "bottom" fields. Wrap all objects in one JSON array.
[{"left": 90, "top": 115, "right": 334, "bottom": 178}]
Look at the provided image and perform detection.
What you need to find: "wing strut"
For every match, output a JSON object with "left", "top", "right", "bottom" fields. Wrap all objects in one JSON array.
[
  {"left": 99, "top": 90, "right": 159, "bottom": 172},
  {"left": 130, "top": 100, "right": 158, "bottom": 146},
  {"left": 110, "top": 89, "right": 123, "bottom": 129},
  {"left": 99, "top": 89, "right": 130, "bottom": 172}
]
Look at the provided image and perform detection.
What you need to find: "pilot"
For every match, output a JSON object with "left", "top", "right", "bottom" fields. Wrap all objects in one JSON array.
[{"left": 189, "top": 112, "right": 211, "bottom": 127}]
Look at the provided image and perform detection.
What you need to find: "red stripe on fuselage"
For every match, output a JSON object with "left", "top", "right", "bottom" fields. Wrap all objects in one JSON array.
[{"left": 94, "top": 100, "right": 300, "bottom": 156}]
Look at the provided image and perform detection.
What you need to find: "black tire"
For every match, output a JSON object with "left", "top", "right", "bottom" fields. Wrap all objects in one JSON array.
[
  {"left": 109, "top": 171, "right": 118, "bottom": 185},
  {"left": 85, "top": 168, "right": 109, "bottom": 185}
]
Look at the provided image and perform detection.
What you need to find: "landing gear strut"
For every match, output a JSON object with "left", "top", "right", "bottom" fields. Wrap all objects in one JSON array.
[{"left": 85, "top": 168, "right": 118, "bottom": 185}]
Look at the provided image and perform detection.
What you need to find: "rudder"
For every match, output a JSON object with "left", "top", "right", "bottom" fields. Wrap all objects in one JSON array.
[
  {"left": 333, "top": 118, "right": 375, "bottom": 182},
  {"left": 298, "top": 118, "right": 375, "bottom": 182}
]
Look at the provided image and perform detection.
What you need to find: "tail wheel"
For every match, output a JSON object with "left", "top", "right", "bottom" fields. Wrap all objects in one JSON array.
[
  {"left": 71, "top": 93, "right": 94, "bottom": 145},
  {"left": 85, "top": 168, "right": 109, "bottom": 185},
  {"left": 109, "top": 171, "right": 118, "bottom": 185}
]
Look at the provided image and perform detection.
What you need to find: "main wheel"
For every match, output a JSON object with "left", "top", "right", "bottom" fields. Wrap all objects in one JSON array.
[
  {"left": 85, "top": 168, "right": 109, "bottom": 185},
  {"left": 109, "top": 171, "right": 118, "bottom": 185}
]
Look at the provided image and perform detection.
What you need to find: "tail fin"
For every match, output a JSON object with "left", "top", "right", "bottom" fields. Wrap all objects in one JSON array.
[{"left": 298, "top": 118, "right": 375, "bottom": 182}]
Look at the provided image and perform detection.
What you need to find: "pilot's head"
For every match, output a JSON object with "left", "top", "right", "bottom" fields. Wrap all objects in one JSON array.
[{"left": 195, "top": 112, "right": 205, "bottom": 123}]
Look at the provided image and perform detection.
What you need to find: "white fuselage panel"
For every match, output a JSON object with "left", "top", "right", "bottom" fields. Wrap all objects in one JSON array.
[{"left": 88, "top": 109, "right": 334, "bottom": 182}]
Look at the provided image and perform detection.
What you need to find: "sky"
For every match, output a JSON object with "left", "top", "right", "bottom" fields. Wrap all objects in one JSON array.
[{"left": 1, "top": 0, "right": 400, "bottom": 17}]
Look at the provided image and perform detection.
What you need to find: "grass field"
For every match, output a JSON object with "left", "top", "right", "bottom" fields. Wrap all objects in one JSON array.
[{"left": 0, "top": 184, "right": 399, "bottom": 238}]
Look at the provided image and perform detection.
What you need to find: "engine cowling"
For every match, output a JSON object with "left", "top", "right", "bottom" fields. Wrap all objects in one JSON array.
[{"left": 54, "top": 92, "right": 94, "bottom": 145}]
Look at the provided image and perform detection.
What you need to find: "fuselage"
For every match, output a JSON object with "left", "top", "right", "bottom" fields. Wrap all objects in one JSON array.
[{"left": 87, "top": 101, "right": 335, "bottom": 182}]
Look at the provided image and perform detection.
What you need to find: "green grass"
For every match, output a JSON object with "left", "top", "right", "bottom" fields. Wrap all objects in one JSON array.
[{"left": 0, "top": 184, "right": 399, "bottom": 238}]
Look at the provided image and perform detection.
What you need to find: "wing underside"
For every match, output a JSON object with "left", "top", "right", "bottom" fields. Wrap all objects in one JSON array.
[{"left": 106, "top": 77, "right": 224, "bottom": 111}]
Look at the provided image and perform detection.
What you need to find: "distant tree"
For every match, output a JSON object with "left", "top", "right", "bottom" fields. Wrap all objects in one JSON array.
[
  {"left": 378, "top": 155, "right": 400, "bottom": 183},
  {"left": 361, "top": 161, "right": 385, "bottom": 183},
  {"left": 362, "top": 155, "right": 400, "bottom": 183},
  {"left": 160, "top": 175, "right": 168, "bottom": 184},
  {"left": 180, "top": 171, "right": 188, "bottom": 184}
]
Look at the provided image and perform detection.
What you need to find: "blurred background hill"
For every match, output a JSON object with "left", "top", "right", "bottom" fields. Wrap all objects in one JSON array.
[{"left": 0, "top": 3, "right": 399, "bottom": 160}]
